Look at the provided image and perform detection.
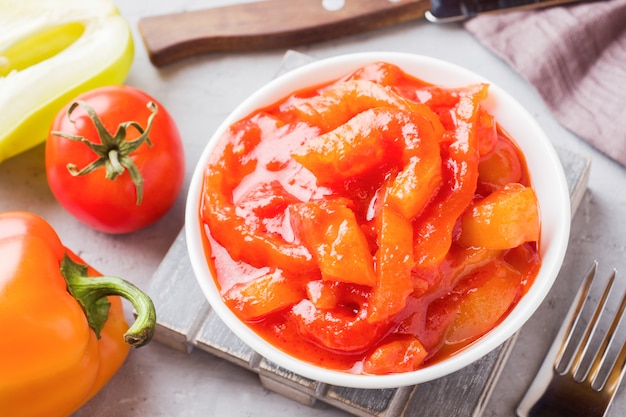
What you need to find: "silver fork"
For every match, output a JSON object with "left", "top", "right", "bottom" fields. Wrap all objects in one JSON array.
[{"left": 517, "top": 261, "right": 626, "bottom": 417}]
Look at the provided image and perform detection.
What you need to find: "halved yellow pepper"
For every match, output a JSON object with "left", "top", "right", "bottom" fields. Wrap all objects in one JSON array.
[{"left": 0, "top": 0, "right": 134, "bottom": 163}]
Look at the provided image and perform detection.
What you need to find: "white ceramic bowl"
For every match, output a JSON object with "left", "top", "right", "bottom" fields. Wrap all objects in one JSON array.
[{"left": 185, "top": 52, "right": 571, "bottom": 389}]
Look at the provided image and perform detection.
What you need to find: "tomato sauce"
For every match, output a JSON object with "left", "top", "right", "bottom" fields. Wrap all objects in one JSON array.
[{"left": 200, "top": 62, "right": 541, "bottom": 375}]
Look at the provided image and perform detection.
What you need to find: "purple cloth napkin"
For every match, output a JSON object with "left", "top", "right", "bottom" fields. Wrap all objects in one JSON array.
[{"left": 465, "top": 0, "right": 626, "bottom": 166}]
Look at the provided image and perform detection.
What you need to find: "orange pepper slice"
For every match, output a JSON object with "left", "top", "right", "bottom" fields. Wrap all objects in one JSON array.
[
  {"left": 290, "top": 199, "right": 376, "bottom": 287},
  {"left": 458, "top": 183, "right": 540, "bottom": 250}
]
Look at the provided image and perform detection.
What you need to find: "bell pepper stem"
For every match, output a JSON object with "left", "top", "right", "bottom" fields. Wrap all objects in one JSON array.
[{"left": 61, "top": 254, "right": 156, "bottom": 348}]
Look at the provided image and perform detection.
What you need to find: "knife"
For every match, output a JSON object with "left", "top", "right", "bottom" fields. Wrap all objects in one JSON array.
[{"left": 138, "top": 0, "right": 583, "bottom": 67}]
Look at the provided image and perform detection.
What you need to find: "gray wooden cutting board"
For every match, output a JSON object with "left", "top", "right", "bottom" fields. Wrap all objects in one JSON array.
[{"left": 144, "top": 50, "right": 591, "bottom": 417}]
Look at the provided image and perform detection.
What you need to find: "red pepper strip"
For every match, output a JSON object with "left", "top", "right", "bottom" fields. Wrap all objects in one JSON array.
[
  {"left": 413, "top": 84, "right": 488, "bottom": 268},
  {"left": 363, "top": 334, "right": 428, "bottom": 374},
  {"left": 290, "top": 198, "right": 377, "bottom": 287},
  {"left": 201, "top": 116, "right": 315, "bottom": 273},
  {"left": 283, "top": 79, "right": 443, "bottom": 134},
  {"left": 202, "top": 167, "right": 314, "bottom": 273},
  {"left": 289, "top": 294, "right": 390, "bottom": 353},
  {"left": 368, "top": 204, "right": 416, "bottom": 323},
  {"left": 292, "top": 107, "right": 443, "bottom": 214},
  {"left": 223, "top": 269, "right": 307, "bottom": 321}
]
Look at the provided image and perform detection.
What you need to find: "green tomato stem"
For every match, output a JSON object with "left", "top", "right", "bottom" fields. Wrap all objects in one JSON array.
[
  {"left": 107, "top": 149, "right": 124, "bottom": 176},
  {"left": 61, "top": 254, "right": 156, "bottom": 348},
  {"left": 51, "top": 100, "right": 158, "bottom": 206}
]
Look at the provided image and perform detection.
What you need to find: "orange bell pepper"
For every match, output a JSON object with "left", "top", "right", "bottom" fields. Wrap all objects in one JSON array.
[{"left": 0, "top": 211, "right": 156, "bottom": 417}]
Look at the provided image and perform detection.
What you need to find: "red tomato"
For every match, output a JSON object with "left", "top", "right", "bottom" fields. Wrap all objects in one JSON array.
[{"left": 46, "top": 85, "right": 184, "bottom": 234}]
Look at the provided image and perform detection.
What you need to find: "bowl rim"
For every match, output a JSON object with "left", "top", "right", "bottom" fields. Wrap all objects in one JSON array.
[{"left": 185, "top": 51, "right": 571, "bottom": 389}]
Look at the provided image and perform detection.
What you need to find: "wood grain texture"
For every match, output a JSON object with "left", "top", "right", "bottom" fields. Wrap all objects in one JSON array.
[{"left": 138, "top": 0, "right": 429, "bottom": 66}]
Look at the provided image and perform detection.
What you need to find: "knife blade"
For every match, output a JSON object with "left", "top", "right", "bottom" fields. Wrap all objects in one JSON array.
[{"left": 138, "top": 0, "right": 584, "bottom": 67}]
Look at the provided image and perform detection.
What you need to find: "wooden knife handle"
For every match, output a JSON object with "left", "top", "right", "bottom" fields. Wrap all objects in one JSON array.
[{"left": 138, "top": 0, "right": 429, "bottom": 67}]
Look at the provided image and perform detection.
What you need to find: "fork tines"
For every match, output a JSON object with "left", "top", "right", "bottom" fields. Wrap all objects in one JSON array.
[{"left": 517, "top": 261, "right": 626, "bottom": 417}]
